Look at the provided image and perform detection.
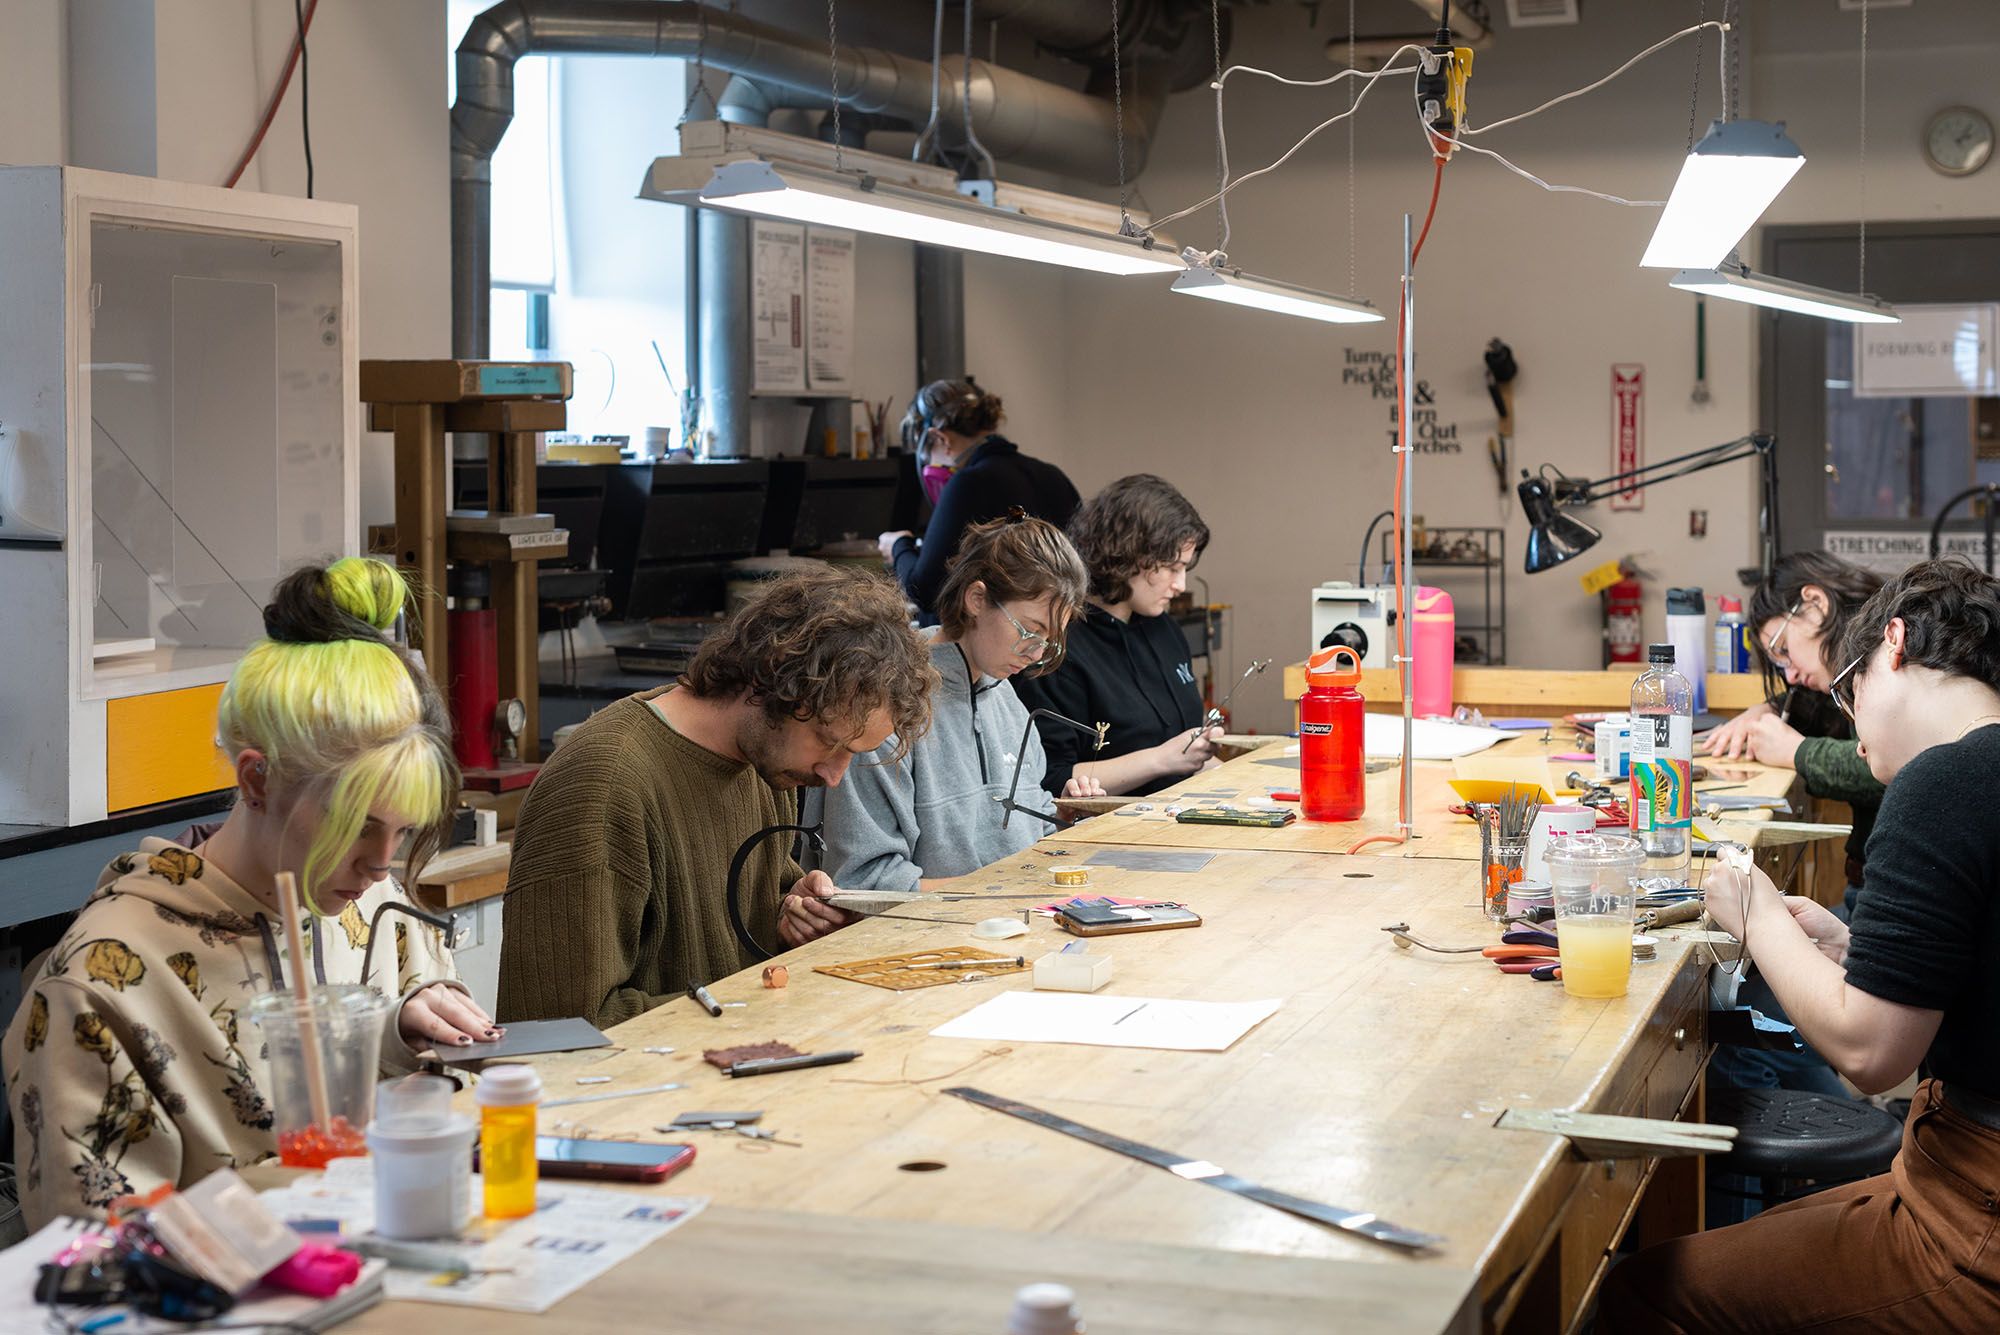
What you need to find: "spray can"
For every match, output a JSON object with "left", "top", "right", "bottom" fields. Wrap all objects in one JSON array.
[
  {"left": 1713, "top": 596, "right": 1750, "bottom": 674},
  {"left": 1299, "top": 646, "right": 1365, "bottom": 822},
  {"left": 1664, "top": 587, "right": 1708, "bottom": 713},
  {"left": 1629, "top": 644, "right": 1694, "bottom": 891}
]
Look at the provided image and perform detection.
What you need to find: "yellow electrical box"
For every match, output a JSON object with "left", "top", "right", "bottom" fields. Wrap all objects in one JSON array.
[{"left": 106, "top": 685, "right": 235, "bottom": 814}]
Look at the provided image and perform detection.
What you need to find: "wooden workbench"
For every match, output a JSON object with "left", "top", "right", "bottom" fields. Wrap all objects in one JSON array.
[
  {"left": 1280, "top": 664, "right": 1771, "bottom": 721},
  {"left": 348, "top": 826, "right": 1719, "bottom": 1334},
  {"left": 1056, "top": 734, "right": 1804, "bottom": 864}
]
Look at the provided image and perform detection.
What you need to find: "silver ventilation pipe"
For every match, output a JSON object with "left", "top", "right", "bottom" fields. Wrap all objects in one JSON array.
[{"left": 451, "top": 0, "right": 1169, "bottom": 357}]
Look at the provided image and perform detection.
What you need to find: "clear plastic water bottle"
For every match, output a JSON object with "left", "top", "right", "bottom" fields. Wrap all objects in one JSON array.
[{"left": 1629, "top": 643, "right": 1693, "bottom": 891}]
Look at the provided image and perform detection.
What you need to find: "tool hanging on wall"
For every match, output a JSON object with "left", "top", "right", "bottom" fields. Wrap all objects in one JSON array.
[
  {"left": 1484, "top": 338, "right": 1517, "bottom": 515},
  {"left": 1691, "top": 296, "right": 1711, "bottom": 405}
]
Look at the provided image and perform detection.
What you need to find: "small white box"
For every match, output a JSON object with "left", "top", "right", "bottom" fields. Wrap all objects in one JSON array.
[{"left": 1033, "top": 949, "right": 1113, "bottom": 993}]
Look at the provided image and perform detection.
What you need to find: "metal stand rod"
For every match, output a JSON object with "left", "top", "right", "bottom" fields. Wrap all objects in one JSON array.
[{"left": 1399, "top": 212, "right": 1417, "bottom": 845}]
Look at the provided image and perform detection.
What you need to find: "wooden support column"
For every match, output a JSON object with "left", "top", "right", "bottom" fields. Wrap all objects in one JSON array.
[{"left": 391, "top": 402, "right": 449, "bottom": 680}]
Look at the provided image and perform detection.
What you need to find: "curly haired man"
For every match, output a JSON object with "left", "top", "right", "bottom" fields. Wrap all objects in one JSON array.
[{"left": 498, "top": 568, "right": 937, "bottom": 1028}]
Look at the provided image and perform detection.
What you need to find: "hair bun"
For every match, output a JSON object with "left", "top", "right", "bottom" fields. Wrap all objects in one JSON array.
[{"left": 263, "top": 557, "right": 407, "bottom": 644}]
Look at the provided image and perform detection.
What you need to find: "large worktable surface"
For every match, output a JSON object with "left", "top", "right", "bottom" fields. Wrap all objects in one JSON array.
[{"left": 344, "top": 731, "right": 1771, "bottom": 1331}]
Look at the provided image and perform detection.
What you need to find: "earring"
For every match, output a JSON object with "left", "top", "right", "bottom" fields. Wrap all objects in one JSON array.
[{"left": 246, "top": 798, "right": 262, "bottom": 810}]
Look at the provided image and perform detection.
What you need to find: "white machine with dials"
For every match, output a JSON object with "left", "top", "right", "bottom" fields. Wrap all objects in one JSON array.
[{"left": 1309, "top": 582, "right": 1398, "bottom": 668}]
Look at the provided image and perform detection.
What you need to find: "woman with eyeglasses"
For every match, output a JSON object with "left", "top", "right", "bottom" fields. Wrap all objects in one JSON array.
[
  {"left": 825, "top": 514, "right": 1100, "bottom": 890},
  {"left": 1014, "top": 475, "right": 1223, "bottom": 797},
  {"left": 1703, "top": 553, "right": 1886, "bottom": 915},
  {"left": 1598, "top": 558, "right": 2000, "bottom": 1332},
  {"left": 876, "top": 378, "right": 1080, "bottom": 625}
]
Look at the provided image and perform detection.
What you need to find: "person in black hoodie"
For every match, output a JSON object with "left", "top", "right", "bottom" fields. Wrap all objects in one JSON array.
[
  {"left": 878, "top": 379, "right": 1079, "bottom": 623},
  {"left": 1014, "top": 475, "right": 1224, "bottom": 796}
]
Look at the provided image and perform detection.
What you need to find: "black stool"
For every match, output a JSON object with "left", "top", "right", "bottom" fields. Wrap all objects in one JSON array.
[{"left": 1706, "top": 1087, "right": 1905, "bottom": 1208}]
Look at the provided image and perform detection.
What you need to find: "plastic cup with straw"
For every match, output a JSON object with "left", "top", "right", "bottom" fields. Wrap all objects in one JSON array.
[{"left": 248, "top": 871, "right": 383, "bottom": 1167}]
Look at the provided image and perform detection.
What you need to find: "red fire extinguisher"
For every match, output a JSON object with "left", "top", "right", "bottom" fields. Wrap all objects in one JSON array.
[
  {"left": 1603, "top": 576, "right": 1643, "bottom": 667},
  {"left": 1300, "top": 646, "right": 1365, "bottom": 822}
]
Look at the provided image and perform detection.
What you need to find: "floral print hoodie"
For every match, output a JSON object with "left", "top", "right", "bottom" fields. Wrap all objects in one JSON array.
[{"left": 2, "top": 840, "right": 458, "bottom": 1227}]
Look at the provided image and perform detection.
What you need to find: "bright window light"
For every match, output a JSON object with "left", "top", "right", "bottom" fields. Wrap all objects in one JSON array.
[{"left": 1641, "top": 120, "right": 1805, "bottom": 270}]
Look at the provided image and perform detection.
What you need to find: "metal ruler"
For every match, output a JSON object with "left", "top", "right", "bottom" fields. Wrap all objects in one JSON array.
[{"left": 943, "top": 1087, "right": 1443, "bottom": 1252}]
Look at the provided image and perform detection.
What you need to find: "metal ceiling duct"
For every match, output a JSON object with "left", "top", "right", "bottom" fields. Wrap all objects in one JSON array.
[{"left": 451, "top": 0, "right": 1178, "bottom": 356}]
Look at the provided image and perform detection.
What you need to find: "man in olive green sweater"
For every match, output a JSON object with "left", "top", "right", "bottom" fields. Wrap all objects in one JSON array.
[{"left": 498, "top": 569, "right": 937, "bottom": 1028}]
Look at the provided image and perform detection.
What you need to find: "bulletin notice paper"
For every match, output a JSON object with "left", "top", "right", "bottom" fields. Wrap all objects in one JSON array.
[
  {"left": 805, "top": 228, "right": 855, "bottom": 392},
  {"left": 751, "top": 219, "right": 807, "bottom": 393},
  {"left": 258, "top": 1158, "right": 707, "bottom": 1314}
]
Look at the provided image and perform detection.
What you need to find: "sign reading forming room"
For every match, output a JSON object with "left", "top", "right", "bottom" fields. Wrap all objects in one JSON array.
[{"left": 1854, "top": 304, "right": 1998, "bottom": 398}]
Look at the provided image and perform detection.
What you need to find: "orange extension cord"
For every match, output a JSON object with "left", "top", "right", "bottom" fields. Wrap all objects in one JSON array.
[{"left": 1346, "top": 153, "right": 1447, "bottom": 856}]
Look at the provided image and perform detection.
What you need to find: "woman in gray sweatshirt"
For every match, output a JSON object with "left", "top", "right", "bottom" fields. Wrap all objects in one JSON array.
[{"left": 823, "top": 513, "right": 1098, "bottom": 889}]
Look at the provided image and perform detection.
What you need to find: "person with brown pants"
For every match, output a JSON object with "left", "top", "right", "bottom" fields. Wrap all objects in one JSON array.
[{"left": 1599, "top": 559, "right": 2000, "bottom": 1333}]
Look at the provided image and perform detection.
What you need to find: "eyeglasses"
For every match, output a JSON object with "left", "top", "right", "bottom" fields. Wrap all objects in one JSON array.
[
  {"left": 996, "top": 601, "right": 1059, "bottom": 665},
  {"left": 1764, "top": 601, "right": 1802, "bottom": 669},
  {"left": 1828, "top": 652, "right": 1866, "bottom": 720}
]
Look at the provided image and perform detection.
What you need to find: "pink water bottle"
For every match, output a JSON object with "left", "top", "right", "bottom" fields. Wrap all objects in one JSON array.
[{"left": 1412, "top": 586, "right": 1455, "bottom": 718}]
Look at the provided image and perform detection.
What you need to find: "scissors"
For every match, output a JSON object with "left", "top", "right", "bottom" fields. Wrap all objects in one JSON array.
[{"left": 1184, "top": 658, "right": 1272, "bottom": 752}]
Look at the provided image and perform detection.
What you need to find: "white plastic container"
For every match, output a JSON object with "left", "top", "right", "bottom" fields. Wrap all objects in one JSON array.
[
  {"left": 1033, "top": 949, "right": 1113, "bottom": 993},
  {"left": 1008, "top": 1283, "right": 1085, "bottom": 1335},
  {"left": 366, "top": 1074, "right": 477, "bottom": 1240}
]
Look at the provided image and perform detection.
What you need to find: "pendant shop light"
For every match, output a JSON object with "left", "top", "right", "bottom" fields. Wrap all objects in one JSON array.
[
  {"left": 1669, "top": 257, "right": 1899, "bottom": 324},
  {"left": 1171, "top": 258, "right": 1385, "bottom": 324},
  {"left": 1640, "top": 119, "right": 1805, "bottom": 269},
  {"left": 654, "top": 150, "right": 1180, "bottom": 277}
]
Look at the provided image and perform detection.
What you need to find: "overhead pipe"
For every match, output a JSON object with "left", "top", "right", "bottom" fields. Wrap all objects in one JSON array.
[{"left": 451, "top": 0, "right": 1170, "bottom": 356}]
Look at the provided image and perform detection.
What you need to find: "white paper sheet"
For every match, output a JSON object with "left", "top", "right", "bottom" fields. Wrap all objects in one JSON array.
[
  {"left": 1363, "top": 712, "right": 1506, "bottom": 760},
  {"left": 257, "top": 1158, "right": 705, "bottom": 1314},
  {"left": 930, "top": 991, "right": 1281, "bottom": 1052}
]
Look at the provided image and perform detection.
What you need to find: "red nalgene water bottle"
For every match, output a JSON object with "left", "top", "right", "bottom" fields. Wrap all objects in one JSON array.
[{"left": 1300, "top": 646, "right": 1365, "bottom": 822}]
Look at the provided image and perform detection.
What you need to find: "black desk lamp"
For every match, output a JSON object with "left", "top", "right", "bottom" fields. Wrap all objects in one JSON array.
[
  {"left": 1518, "top": 431, "right": 1779, "bottom": 581},
  {"left": 1929, "top": 483, "right": 2000, "bottom": 575}
]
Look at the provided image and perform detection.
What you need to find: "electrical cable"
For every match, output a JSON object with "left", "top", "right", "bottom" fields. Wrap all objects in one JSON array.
[
  {"left": 223, "top": 0, "right": 319, "bottom": 188},
  {"left": 1461, "top": 21, "right": 1727, "bottom": 137},
  {"left": 1432, "top": 128, "right": 1665, "bottom": 207},
  {"left": 960, "top": 0, "right": 997, "bottom": 179},
  {"left": 826, "top": 0, "right": 843, "bottom": 172},
  {"left": 1110, "top": 0, "right": 1130, "bottom": 228},
  {"left": 1147, "top": 52, "right": 1424, "bottom": 236},
  {"left": 293, "top": 0, "right": 313, "bottom": 198},
  {"left": 912, "top": 0, "right": 945, "bottom": 162},
  {"left": 1357, "top": 509, "right": 1393, "bottom": 586}
]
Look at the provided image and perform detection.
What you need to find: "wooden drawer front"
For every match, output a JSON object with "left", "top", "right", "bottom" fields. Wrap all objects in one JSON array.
[{"left": 106, "top": 684, "right": 234, "bottom": 813}]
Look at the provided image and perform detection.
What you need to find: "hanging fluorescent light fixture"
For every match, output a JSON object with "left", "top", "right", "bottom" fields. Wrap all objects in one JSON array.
[
  {"left": 642, "top": 127, "right": 1177, "bottom": 277},
  {"left": 1640, "top": 120, "right": 1806, "bottom": 269},
  {"left": 1171, "top": 258, "right": 1384, "bottom": 324},
  {"left": 1669, "top": 257, "right": 1899, "bottom": 324}
]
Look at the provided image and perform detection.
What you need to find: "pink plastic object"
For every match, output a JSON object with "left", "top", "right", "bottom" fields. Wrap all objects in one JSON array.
[
  {"left": 1412, "top": 586, "right": 1455, "bottom": 719},
  {"left": 264, "top": 1244, "right": 363, "bottom": 1298}
]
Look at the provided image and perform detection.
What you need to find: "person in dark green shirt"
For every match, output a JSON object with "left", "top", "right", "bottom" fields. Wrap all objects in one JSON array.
[
  {"left": 1705, "top": 552, "right": 1886, "bottom": 913},
  {"left": 1702, "top": 554, "right": 1888, "bottom": 1123}
]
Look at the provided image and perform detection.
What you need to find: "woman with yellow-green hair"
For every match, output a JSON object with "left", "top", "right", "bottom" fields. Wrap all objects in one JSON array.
[{"left": 2, "top": 557, "right": 493, "bottom": 1226}]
